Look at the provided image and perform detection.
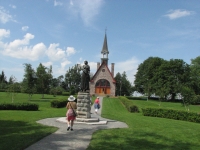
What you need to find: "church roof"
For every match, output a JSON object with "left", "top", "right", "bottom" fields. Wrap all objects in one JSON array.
[
  {"left": 101, "top": 33, "right": 109, "bottom": 54},
  {"left": 90, "top": 61, "right": 116, "bottom": 83}
]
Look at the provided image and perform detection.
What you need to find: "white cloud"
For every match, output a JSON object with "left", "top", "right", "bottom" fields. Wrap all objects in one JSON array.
[
  {"left": 66, "top": 47, "right": 76, "bottom": 56},
  {"left": 68, "top": 0, "right": 104, "bottom": 26},
  {"left": 0, "top": 6, "right": 15, "bottom": 23},
  {"left": 88, "top": 61, "right": 98, "bottom": 73},
  {"left": 22, "top": 26, "right": 29, "bottom": 31},
  {"left": 0, "top": 30, "right": 77, "bottom": 62},
  {"left": 164, "top": 9, "right": 194, "bottom": 20},
  {"left": 46, "top": 43, "right": 66, "bottom": 61},
  {"left": 54, "top": 0, "right": 63, "bottom": 6},
  {"left": 0, "top": 33, "right": 46, "bottom": 61},
  {"left": 0, "top": 29, "right": 10, "bottom": 39},
  {"left": 42, "top": 61, "right": 53, "bottom": 67},
  {"left": 8, "top": 33, "right": 34, "bottom": 48},
  {"left": 61, "top": 60, "right": 71, "bottom": 68},
  {"left": 9, "top": 5, "right": 16, "bottom": 9},
  {"left": 70, "top": 0, "right": 74, "bottom": 6},
  {"left": 115, "top": 57, "right": 140, "bottom": 83}
]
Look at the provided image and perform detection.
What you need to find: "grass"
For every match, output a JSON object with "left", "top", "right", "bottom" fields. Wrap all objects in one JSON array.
[
  {"left": 131, "top": 99, "right": 200, "bottom": 113},
  {"left": 0, "top": 92, "right": 67, "bottom": 150},
  {"left": 1, "top": 92, "right": 200, "bottom": 150},
  {"left": 87, "top": 98, "right": 200, "bottom": 150}
]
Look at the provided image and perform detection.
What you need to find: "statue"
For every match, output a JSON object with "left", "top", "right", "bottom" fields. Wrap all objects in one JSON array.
[{"left": 80, "top": 60, "right": 90, "bottom": 92}]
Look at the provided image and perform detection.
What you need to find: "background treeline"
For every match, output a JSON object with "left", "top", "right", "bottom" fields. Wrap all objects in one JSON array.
[
  {"left": 0, "top": 63, "right": 133, "bottom": 99},
  {"left": 134, "top": 56, "right": 200, "bottom": 106},
  {"left": 1, "top": 55, "right": 200, "bottom": 104}
]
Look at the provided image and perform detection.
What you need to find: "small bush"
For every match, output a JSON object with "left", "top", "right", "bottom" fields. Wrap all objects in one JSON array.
[
  {"left": 51, "top": 98, "right": 67, "bottom": 108},
  {"left": 0, "top": 103, "right": 39, "bottom": 111},
  {"left": 62, "top": 92, "right": 70, "bottom": 96},
  {"left": 119, "top": 96, "right": 139, "bottom": 113}
]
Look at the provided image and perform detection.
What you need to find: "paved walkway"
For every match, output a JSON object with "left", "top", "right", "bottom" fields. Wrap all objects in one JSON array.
[{"left": 25, "top": 97, "right": 128, "bottom": 150}]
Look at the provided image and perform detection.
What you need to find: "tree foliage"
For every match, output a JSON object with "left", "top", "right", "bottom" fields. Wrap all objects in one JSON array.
[
  {"left": 134, "top": 57, "right": 165, "bottom": 96},
  {"left": 6, "top": 76, "right": 20, "bottom": 103},
  {"left": 115, "top": 71, "right": 133, "bottom": 96},
  {"left": 36, "top": 63, "right": 53, "bottom": 98},
  {"left": 190, "top": 56, "right": 200, "bottom": 95},
  {"left": 22, "top": 63, "right": 37, "bottom": 100},
  {"left": 0, "top": 71, "right": 7, "bottom": 89},
  {"left": 65, "top": 64, "right": 81, "bottom": 93},
  {"left": 134, "top": 57, "right": 192, "bottom": 101}
]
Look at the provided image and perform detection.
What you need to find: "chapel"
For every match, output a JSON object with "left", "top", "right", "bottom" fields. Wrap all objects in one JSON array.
[{"left": 89, "top": 33, "right": 116, "bottom": 97}]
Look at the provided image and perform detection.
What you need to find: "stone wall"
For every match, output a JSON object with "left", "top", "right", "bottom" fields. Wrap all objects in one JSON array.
[{"left": 76, "top": 92, "right": 91, "bottom": 118}]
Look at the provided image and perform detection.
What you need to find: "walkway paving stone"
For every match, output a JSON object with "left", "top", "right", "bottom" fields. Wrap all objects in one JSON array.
[{"left": 25, "top": 97, "right": 128, "bottom": 150}]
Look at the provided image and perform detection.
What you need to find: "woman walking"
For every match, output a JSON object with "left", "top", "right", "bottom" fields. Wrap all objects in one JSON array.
[{"left": 66, "top": 95, "right": 77, "bottom": 131}]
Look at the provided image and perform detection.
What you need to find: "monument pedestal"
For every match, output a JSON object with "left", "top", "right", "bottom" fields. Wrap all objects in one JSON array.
[
  {"left": 56, "top": 92, "right": 107, "bottom": 124},
  {"left": 76, "top": 92, "right": 91, "bottom": 118}
]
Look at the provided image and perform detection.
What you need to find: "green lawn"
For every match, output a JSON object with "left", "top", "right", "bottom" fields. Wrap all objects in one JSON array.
[
  {"left": 87, "top": 98, "right": 200, "bottom": 150},
  {"left": 0, "top": 92, "right": 67, "bottom": 150},
  {"left": 0, "top": 92, "right": 200, "bottom": 150}
]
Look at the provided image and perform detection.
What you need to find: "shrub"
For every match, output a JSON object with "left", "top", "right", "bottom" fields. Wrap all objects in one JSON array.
[
  {"left": 193, "top": 95, "right": 200, "bottom": 104},
  {"left": 142, "top": 108, "right": 200, "bottom": 123},
  {"left": 0, "top": 103, "right": 39, "bottom": 111},
  {"left": 126, "top": 96, "right": 147, "bottom": 100},
  {"left": 119, "top": 96, "right": 139, "bottom": 113},
  {"left": 51, "top": 98, "right": 67, "bottom": 108},
  {"left": 62, "top": 92, "right": 70, "bottom": 96}
]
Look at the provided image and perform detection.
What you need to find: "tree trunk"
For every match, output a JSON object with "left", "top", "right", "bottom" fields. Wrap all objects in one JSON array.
[{"left": 171, "top": 93, "right": 176, "bottom": 101}]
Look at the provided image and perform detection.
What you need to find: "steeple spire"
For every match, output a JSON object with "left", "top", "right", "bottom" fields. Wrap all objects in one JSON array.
[
  {"left": 101, "top": 32, "right": 109, "bottom": 55},
  {"left": 101, "top": 31, "right": 109, "bottom": 65}
]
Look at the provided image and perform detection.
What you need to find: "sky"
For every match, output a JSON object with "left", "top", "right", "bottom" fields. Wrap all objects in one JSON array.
[{"left": 0, "top": 0, "right": 200, "bottom": 84}]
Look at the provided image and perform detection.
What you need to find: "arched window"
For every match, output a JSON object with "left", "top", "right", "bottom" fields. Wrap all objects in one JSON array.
[{"left": 95, "top": 79, "right": 110, "bottom": 87}]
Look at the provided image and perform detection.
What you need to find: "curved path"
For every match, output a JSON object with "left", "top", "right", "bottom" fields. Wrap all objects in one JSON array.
[{"left": 25, "top": 97, "right": 128, "bottom": 150}]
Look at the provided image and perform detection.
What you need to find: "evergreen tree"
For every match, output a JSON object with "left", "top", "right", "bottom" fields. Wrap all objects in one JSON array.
[
  {"left": 115, "top": 72, "right": 133, "bottom": 96},
  {"left": 36, "top": 63, "right": 53, "bottom": 98},
  {"left": 22, "top": 63, "right": 37, "bottom": 100}
]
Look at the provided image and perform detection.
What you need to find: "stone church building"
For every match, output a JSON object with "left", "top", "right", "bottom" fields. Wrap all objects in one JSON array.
[{"left": 89, "top": 33, "right": 116, "bottom": 97}]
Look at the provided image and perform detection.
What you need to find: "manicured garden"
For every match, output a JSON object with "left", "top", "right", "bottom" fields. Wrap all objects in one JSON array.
[
  {"left": 0, "top": 92, "right": 67, "bottom": 150},
  {"left": 0, "top": 92, "right": 200, "bottom": 150},
  {"left": 87, "top": 97, "right": 200, "bottom": 150}
]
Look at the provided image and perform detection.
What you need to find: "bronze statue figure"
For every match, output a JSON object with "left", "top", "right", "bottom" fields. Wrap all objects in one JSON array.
[{"left": 80, "top": 60, "right": 90, "bottom": 92}]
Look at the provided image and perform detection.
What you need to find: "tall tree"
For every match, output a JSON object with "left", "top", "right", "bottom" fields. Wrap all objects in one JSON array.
[
  {"left": 7, "top": 76, "right": 20, "bottom": 103},
  {"left": 0, "top": 71, "right": 7, "bottom": 89},
  {"left": 153, "top": 59, "right": 191, "bottom": 100},
  {"left": 36, "top": 63, "right": 53, "bottom": 98},
  {"left": 134, "top": 57, "right": 165, "bottom": 97},
  {"left": 115, "top": 72, "right": 133, "bottom": 96},
  {"left": 65, "top": 64, "right": 81, "bottom": 93},
  {"left": 190, "top": 56, "right": 200, "bottom": 95},
  {"left": 22, "top": 63, "right": 37, "bottom": 100},
  {"left": 114, "top": 72, "right": 122, "bottom": 96}
]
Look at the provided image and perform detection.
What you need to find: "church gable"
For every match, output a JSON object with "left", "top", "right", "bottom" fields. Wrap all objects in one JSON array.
[
  {"left": 91, "top": 62, "right": 115, "bottom": 83},
  {"left": 89, "top": 32, "right": 116, "bottom": 96}
]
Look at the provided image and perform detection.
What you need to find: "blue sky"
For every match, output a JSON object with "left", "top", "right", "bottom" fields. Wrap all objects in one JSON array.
[{"left": 0, "top": 0, "right": 200, "bottom": 83}]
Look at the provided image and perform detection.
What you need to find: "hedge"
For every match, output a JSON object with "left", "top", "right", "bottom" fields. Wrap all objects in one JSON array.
[
  {"left": 126, "top": 96, "right": 147, "bottom": 100},
  {"left": 119, "top": 96, "right": 139, "bottom": 113},
  {"left": 0, "top": 103, "right": 39, "bottom": 111},
  {"left": 51, "top": 98, "right": 68, "bottom": 108},
  {"left": 142, "top": 108, "right": 200, "bottom": 123}
]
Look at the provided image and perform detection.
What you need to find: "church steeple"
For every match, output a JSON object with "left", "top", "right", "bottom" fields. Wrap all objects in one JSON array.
[{"left": 101, "top": 32, "right": 109, "bottom": 65}]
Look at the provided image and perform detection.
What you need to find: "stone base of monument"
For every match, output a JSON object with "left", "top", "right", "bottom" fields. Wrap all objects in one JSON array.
[
  {"left": 56, "top": 117, "right": 107, "bottom": 125},
  {"left": 56, "top": 92, "right": 107, "bottom": 125}
]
